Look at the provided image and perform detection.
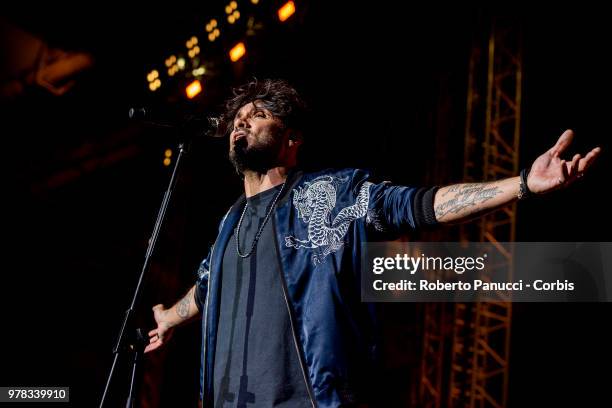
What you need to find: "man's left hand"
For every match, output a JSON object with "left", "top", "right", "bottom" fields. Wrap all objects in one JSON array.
[{"left": 527, "top": 129, "right": 601, "bottom": 194}]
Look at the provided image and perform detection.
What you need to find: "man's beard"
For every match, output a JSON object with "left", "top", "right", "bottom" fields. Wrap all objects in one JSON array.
[{"left": 229, "top": 136, "right": 282, "bottom": 174}]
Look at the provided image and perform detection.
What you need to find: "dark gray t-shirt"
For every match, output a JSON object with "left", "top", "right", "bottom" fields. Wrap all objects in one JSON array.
[{"left": 213, "top": 185, "right": 311, "bottom": 407}]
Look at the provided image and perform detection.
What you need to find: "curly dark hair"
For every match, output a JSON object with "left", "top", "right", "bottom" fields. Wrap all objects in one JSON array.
[{"left": 213, "top": 78, "right": 307, "bottom": 138}]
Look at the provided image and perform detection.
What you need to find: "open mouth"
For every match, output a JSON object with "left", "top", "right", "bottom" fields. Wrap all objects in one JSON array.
[
  {"left": 233, "top": 132, "right": 248, "bottom": 150},
  {"left": 234, "top": 131, "right": 248, "bottom": 143}
]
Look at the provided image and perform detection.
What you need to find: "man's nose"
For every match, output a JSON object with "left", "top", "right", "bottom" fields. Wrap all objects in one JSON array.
[{"left": 235, "top": 117, "right": 250, "bottom": 130}]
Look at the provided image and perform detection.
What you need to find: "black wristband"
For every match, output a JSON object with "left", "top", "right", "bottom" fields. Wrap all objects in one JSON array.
[
  {"left": 518, "top": 168, "right": 533, "bottom": 200},
  {"left": 413, "top": 186, "right": 439, "bottom": 228}
]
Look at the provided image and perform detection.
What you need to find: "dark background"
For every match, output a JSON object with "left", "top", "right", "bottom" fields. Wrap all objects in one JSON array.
[{"left": 2, "top": 2, "right": 610, "bottom": 407}]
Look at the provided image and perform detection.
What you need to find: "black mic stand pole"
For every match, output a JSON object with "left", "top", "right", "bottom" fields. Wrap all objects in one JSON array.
[{"left": 99, "top": 130, "right": 192, "bottom": 408}]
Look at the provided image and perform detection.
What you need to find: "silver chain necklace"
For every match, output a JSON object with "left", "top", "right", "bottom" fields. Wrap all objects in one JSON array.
[{"left": 234, "top": 181, "right": 287, "bottom": 258}]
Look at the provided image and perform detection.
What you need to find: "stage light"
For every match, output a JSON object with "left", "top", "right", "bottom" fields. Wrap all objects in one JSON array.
[
  {"left": 278, "top": 1, "right": 295, "bottom": 22},
  {"left": 229, "top": 42, "right": 246, "bottom": 62},
  {"left": 206, "top": 18, "right": 219, "bottom": 33},
  {"left": 226, "top": 2, "right": 239, "bottom": 23},
  {"left": 177, "top": 58, "right": 186, "bottom": 69},
  {"left": 188, "top": 48, "right": 200, "bottom": 58},
  {"left": 192, "top": 67, "right": 206, "bottom": 76},
  {"left": 186, "top": 38, "right": 198, "bottom": 49},
  {"left": 163, "top": 157, "right": 171, "bottom": 166},
  {"left": 147, "top": 70, "right": 159, "bottom": 82},
  {"left": 149, "top": 78, "right": 161, "bottom": 91},
  {"left": 186, "top": 79, "right": 202, "bottom": 99},
  {"left": 208, "top": 26, "right": 220, "bottom": 42},
  {"left": 165, "top": 55, "right": 177, "bottom": 67},
  {"left": 251, "top": 0, "right": 259, "bottom": 4},
  {"left": 164, "top": 149, "right": 172, "bottom": 158},
  {"left": 226, "top": 1, "right": 237, "bottom": 14}
]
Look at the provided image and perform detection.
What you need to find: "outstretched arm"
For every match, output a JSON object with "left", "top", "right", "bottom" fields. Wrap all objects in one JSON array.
[{"left": 433, "top": 130, "right": 601, "bottom": 225}]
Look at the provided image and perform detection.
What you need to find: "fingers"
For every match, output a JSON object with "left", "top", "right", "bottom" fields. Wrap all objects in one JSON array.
[
  {"left": 559, "top": 159, "right": 568, "bottom": 184},
  {"left": 145, "top": 340, "right": 162, "bottom": 353},
  {"left": 145, "top": 330, "right": 165, "bottom": 354},
  {"left": 562, "top": 146, "right": 600, "bottom": 186},
  {"left": 549, "top": 129, "right": 574, "bottom": 157},
  {"left": 568, "top": 153, "right": 581, "bottom": 177},
  {"left": 546, "top": 128, "right": 600, "bottom": 183},
  {"left": 577, "top": 146, "right": 601, "bottom": 174},
  {"left": 148, "top": 330, "right": 160, "bottom": 344},
  {"left": 146, "top": 304, "right": 170, "bottom": 354}
]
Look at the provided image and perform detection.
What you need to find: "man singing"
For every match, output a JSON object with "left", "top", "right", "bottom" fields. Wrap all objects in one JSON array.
[{"left": 144, "top": 79, "right": 600, "bottom": 407}]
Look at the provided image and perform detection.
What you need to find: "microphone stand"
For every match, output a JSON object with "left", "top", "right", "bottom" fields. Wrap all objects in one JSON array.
[{"left": 99, "top": 123, "right": 193, "bottom": 407}]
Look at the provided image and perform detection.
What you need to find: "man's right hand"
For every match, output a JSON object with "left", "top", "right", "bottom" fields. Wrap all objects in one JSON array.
[
  {"left": 144, "top": 285, "right": 199, "bottom": 353},
  {"left": 144, "top": 304, "right": 175, "bottom": 353}
]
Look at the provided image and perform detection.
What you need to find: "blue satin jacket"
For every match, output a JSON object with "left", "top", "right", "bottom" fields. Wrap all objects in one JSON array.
[{"left": 194, "top": 168, "right": 437, "bottom": 407}]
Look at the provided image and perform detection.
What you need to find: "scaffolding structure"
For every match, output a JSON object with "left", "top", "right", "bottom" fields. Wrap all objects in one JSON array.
[{"left": 419, "top": 15, "right": 523, "bottom": 408}]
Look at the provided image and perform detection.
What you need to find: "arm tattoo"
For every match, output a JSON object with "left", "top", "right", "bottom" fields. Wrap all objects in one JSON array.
[
  {"left": 176, "top": 288, "right": 193, "bottom": 319},
  {"left": 435, "top": 182, "right": 502, "bottom": 219}
]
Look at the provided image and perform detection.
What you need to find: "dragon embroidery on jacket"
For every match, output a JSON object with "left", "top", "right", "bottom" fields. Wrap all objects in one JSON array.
[{"left": 285, "top": 176, "right": 372, "bottom": 265}]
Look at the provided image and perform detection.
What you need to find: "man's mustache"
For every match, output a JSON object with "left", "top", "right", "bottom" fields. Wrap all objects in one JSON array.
[{"left": 233, "top": 130, "right": 250, "bottom": 145}]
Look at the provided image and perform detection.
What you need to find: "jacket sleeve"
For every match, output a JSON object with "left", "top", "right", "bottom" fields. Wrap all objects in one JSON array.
[
  {"left": 194, "top": 249, "right": 211, "bottom": 312},
  {"left": 361, "top": 173, "right": 439, "bottom": 232}
]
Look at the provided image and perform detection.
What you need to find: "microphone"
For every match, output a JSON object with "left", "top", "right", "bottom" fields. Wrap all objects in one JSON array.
[
  {"left": 128, "top": 107, "right": 184, "bottom": 126},
  {"left": 128, "top": 107, "right": 222, "bottom": 137},
  {"left": 128, "top": 107, "right": 149, "bottom": 120}
]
